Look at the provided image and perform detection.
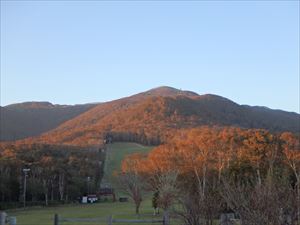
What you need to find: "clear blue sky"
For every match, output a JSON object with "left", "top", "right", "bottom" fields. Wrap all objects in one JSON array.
[{"left": 1, "top": 1, "right": 299, "bottom": 113}]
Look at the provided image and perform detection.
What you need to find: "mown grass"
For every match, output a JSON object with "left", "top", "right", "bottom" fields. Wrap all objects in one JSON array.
[
  {"left": 7, "top": 199, "right": 162, "bottom": 225},
  {"left": 102, "top": 142, "right": 153, "bottom": 193}
]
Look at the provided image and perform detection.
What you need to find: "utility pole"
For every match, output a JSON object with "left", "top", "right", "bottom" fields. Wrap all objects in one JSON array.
[{"left": 23, "top": 168, "right": 30, "bottom": 209}]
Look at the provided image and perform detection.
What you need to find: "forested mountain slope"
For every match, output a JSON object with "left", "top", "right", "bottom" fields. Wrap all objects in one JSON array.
[
  {"left": 0, "top": 102, "right": 96, "bottom": 141},
  {"left": 12, "top": 86, "right": 298, "bottom": 146}
]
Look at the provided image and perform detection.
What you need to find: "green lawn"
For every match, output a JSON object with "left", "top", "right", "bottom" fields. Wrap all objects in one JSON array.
[
  {"left": 102, "top": 142, "right": 153, "bottom": 193},
  {"left": 7, "top": 199, "right": 160, "bottom": 225}
]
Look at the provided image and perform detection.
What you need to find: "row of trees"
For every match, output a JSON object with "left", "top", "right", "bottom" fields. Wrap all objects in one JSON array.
[
  {"left": 0, "top": 144, "right": 105, "bottom": 209},
  {"left": 119, "top": 126, "right": 300, "bottom": 225},
  {"left": 104, "top": 131, "right": 161, "bottom": 146}
]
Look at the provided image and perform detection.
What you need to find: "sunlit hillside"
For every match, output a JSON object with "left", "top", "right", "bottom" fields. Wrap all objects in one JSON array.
[{"left": 5, "top": 87, "right": 298, "bottom": 147}]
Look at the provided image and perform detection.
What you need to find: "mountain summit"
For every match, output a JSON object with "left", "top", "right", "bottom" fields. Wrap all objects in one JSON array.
[{"left": 141, "top": 86, "right": 199, "bottom": 97}]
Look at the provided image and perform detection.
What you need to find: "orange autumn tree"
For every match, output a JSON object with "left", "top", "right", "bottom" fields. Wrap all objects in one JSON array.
[
  {"left": 281, "top": 132, "right": 300, "bottom": 181},
  {"left": 120, "top": 153, "right": 147, "bottom": 214},
  {"left": 130, "top": 127, "right": 238, "bottom": 194},
  {"left": 140, "top": 127, "right": 232, "bottom": 224},
  {"left": 121, "top": 127, "right": 293, "bottom": 187},
  {"left": 119, "top": 126, "right": 300, "bottom": 225},
  {"left": 240, "top": 129, "right": 280, "bottom": 185}
]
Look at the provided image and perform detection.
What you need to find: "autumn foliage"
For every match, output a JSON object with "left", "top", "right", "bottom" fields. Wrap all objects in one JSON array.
[
  {"left": 4, "top": 87, "right": 299, "bottom": 147},
  {"left": 121, "top": 126, "right": 300, "bottom": 224}
]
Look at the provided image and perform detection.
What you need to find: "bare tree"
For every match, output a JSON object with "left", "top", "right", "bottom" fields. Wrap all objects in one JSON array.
[
  {"left": 58, "top": 172, "right": 65, "bottom": 201},
  {"left": 177, "top": 192, "right": 202, "bottom": 225},
  {"left": 120, "top": 153, "right": 146, "bottom": 214},
  {"left": 119, "top": 172, "right": 144, "bottom": 214},
  {"left": 281, "top": 132, "right": 300, "bottom": 223},
  {"left": 221, "top": 177, "right": 297, "bottom": 225},
  {"left": 156, "top": 171, "right": 179, "bottom": 211},
  {"left": 176, "top": 180, "right": 222, "bottom": 225}
]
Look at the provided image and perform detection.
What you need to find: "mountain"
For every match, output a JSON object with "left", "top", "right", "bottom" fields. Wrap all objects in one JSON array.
[
  {"left": 0, "top": 102, "right": 97, "bottom": 141},
  {"left": 12, "top": 86, "right": 298, "bottom": 147},
  {"left": 136, "top": 86, "right": 199, "bottom": 98}
]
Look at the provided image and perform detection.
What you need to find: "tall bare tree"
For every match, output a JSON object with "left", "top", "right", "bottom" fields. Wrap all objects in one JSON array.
[
  {"left": 119, "top": 172, "right": 144, "bottom": 214},
  {"left": 156, "top": 171, "right": 179, "bottom": 211},
  {"left": 120, "top": 153, "right": 146, "bottom": 214}
]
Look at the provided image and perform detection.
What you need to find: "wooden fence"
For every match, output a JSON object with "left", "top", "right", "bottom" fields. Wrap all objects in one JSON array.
[{"left": 54, "top": 213, "right": 169, "bottom": 225}]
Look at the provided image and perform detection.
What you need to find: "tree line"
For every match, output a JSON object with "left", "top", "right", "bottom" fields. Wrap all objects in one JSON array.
[
  {"left": 104, "top": 131, "right": 161, "bottom": 146},
  {"left": 119, "top": 126, "right": 300, "bottom": 225},
  {"left": 0, "top": 144, "right": 105, "bottom": 209}
]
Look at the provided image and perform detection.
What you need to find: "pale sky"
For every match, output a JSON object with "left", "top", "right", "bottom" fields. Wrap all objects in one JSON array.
[{"left": 1, "top": 1, "right": 299, "bottom": 113}]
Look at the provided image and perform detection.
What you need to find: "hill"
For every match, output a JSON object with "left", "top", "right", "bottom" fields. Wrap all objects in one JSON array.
[
  {"left": 16, "top": 86, "right": 299, "bottom": 147},
  {"left": 0, "top": 102, "right": 97, "bottom": 141}
]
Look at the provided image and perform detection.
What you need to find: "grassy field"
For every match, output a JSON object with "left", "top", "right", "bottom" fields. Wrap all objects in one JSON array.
[
  {"left": 7, "top": 199, "right": 160, "bottom": 225},
  {"left": 102, "top": 142, "right": 153, "bottom": 192}
]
